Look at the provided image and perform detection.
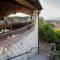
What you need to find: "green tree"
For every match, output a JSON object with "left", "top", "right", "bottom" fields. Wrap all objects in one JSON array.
[{"left": 38, "top": 17, "right": 58, "bottom": 42}]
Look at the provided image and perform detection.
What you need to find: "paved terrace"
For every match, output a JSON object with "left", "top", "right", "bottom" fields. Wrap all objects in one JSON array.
[{"left": 30, "top": 54, "right": 49, "bottom": 60}]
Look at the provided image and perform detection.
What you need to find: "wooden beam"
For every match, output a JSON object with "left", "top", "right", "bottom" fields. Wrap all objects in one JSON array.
[
  {"left": 0, "top": 6, "right": 15, "bottom": 12},
  {"left": 0, "top": 0, "right": 34, "bottom": 17},
  {"left": 15, "top": 6, "right": 33, "bottom": 15},
  {"left": 16, "top": 7, "right": 33, "bottom": 12},
  {"left": 16, "top": 0, "right": 36, "bottom": 10},
  {"left": 0, "top": 4, "right": 17, "bottom": 10},
  {"left": 17, "top": 10, "right": 33, "bottom": 15}
]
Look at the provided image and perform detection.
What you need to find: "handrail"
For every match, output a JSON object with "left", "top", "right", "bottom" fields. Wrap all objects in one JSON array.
[
  {"left": 6, "top": 47, "right": 38, "bottom": 60},
  {"left": 11, "top": 23, "right": 34, "bottom": 35},
  {"left": 0, "top": 23, "right": 34, "bottom": 38}
]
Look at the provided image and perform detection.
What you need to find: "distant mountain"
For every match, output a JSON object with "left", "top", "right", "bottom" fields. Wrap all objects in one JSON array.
[{"left": 46, "top": 17, "right": 60, "bottom": 21}]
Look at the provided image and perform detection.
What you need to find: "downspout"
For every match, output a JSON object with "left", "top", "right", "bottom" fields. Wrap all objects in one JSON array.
[{"left": 38, "top": 10, "right": 40, "bottom": 53}]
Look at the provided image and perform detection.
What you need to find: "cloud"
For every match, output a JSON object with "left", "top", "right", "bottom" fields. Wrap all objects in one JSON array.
[
  {"left": 39, "top": 0, "right": 60, "bottom": 19},
  {"left": 40, "top": 0, "right": 60, "bottom": 6}
]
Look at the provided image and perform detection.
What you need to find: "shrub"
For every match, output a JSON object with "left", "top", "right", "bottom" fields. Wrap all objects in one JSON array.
[
  {"left": 38, "top": 18, "right": 60, "bottom": 58},
  {"left": 38, "top": 18, "right": 58, "bottom": 43}
]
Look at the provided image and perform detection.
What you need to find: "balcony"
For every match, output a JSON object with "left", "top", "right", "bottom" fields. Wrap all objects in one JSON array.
[{"left": 0, "top": 21, "right": 34, "bottom": 39}]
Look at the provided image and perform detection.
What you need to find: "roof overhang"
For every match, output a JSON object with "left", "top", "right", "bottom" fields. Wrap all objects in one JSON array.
[{"left": 0, "top": 0, "right": 42, "bottom": 18}]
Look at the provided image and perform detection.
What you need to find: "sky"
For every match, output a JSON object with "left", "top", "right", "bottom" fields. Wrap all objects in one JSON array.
[
  {"left": 8, "top": 13, "right": 30, "bottom": 17},
  {"left": 39, "top": 0, "right": 60, "bottom": 19}
]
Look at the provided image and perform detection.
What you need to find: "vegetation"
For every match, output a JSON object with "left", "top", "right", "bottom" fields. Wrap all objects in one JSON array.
[
  {"left": 38, "top": 17, "right": 58, "bottom": 43},
  {"left": 38, "top": 17, "right": 60, "bottom": 59}
]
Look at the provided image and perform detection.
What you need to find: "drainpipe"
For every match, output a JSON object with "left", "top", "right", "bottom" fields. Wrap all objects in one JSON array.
[{"left": 38, "top": 10, "right": 40, "bottom": 54}]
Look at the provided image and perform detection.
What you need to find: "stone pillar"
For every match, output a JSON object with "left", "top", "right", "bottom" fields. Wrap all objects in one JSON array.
[{"left": 31, "top": 10, "right": 39, "bottom": 53}]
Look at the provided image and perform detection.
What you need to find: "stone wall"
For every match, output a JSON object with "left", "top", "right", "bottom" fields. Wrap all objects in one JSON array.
[{"left": 0, "top": 10, "right": 38, "bottom": 60}]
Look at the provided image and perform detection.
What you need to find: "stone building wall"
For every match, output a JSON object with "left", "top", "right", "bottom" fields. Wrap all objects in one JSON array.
[{"left": 0, "top": 10, "right": 38, "bottom": 60}]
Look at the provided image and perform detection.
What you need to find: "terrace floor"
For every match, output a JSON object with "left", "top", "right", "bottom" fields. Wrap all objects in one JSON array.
[
  {"left": 30, "top": 39, "right": 50, "bottom": 60},
  {"left": 30, "top": 54, "right": 49, "bottom": 60}
]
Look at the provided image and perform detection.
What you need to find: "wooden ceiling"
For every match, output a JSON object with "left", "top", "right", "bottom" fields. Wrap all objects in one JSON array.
[{"left": 0, "top": 0, "right": 42, "bottom": 18}]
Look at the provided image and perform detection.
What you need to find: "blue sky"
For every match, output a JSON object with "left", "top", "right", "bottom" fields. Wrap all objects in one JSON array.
[{"left": 39, "top": 0, "right": 60, "bottom": 19}]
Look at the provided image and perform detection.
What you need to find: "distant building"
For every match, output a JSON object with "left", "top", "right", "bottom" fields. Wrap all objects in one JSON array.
[{"left": 46, "top": 20, "right": 60, "bottom": 29}]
